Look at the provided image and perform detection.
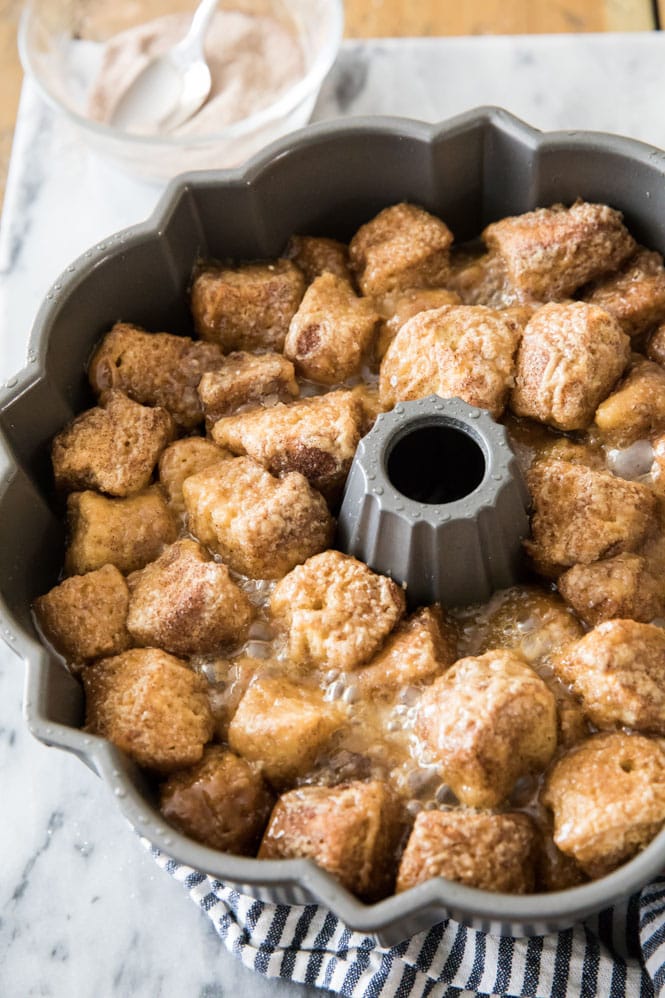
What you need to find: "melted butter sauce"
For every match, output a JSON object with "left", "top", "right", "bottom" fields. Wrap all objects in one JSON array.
[{"left": 192, "top": 568, "right": 588, "bottom": 823}]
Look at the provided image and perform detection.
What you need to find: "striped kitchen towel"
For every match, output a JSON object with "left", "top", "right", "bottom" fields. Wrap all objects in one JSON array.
[{"left": 150, "top": 847, "right": 665, "bottom": 997}]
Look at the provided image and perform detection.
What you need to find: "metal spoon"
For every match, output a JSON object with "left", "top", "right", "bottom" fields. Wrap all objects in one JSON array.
[{"left": 110, "top": 0, "right": 219, "bottom": 134}]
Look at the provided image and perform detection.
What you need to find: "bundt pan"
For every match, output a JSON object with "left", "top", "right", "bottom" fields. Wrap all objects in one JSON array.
[{"left": 4, "top": 107, "right": 665, "bottom": 946}]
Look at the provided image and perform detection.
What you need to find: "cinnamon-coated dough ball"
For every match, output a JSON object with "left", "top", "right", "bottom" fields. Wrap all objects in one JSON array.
[
  {"left": 183, "top": 457, "right": 333, "bottom": 579},
  {"left": 65, "top": 487, "right": 177, "bottom": 576},
  {"left": 34, "top": 564, "right": 131, "bottom": 665},
  {"left": 559, "top": 553, "right": 664, "bottom": 628},
  {"left": 511, "top": 302, "right": 630, "bottom": 431},
  {"left": 397, "top": 809, "right": 538, "bottom": 894},
  {"left": 270, "top": 551, "right": 406, "bottom": 672},
  {"left": 415, "top": 649, "right": 557, "bottom": 808},
  {"left": 483, "top": 200, "right": 636, "bottom": 300},
  {"left": 582, "top": 248, "right": 665, "bottom": 337},
  {"left": 259, "top": 780, "right": 406, "bottom": 901},
  {"left": 542, "top": 732, "right": 665, "bottom": 878},
  {"left": 228, "top": 676, "right": 345, "bottom": 788},
  {"left": 52, "top": 390, "right": 174, "bottom": 497},
  {"left": 525, "top": 459, "right": 657, "bottom": 575},
  {"left": 283, "top": 234, "right": 351, "bottom": 285},
  {"left": 89, "top": 322, "right": 224, "bottom": 429},
  {"left": 595, "top": 356, "right": 665, "bottom": 447},
  {"left": 285, "top": 272, "right": 379, "bottom": 384},
  {"left": 190, "top": 259, "right": 305, "bottom": 352},
  {"left": 380, "top": 305, "right": 520, "bottom": 418},
  {"left": 553, "top": 619, "right": 665, "bottom": 734},
  {"left": 349, "top": 202, "right": 453, "bottom": 296},
  {"left": 83, "top": 648, "right": 213, "bottom": 773},
  {"left": 197, "top": 351, "right": 298, "bottom": 426},
  {"left": 160, "top": 746, "right": 273, "bottom": 854},
  {"left": 352, "top": 605, "right": 457, "bottom": 698},
  {"left": 158, "top": 437, "right": 230, "bottom": 516},
  {"left": 127, "top": 539, "right": 253, "bottom": 655},
  {"left": 211, "top": 390, "right": 366, "bottom": 502}
]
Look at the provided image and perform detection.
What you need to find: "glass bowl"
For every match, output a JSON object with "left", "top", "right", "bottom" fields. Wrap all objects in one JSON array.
[{"left": 18, "top": 0, "right": 344, "bottom": 181}]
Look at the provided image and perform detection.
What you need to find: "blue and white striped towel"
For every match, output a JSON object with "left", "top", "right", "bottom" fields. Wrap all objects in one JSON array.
[{"left": 151, "top": 847, "right": 665, "bottom": 997}]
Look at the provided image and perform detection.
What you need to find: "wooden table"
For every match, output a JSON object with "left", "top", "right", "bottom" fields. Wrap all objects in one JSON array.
[{"left": 0, "top": 0, "right": 661, "bottom": 205}]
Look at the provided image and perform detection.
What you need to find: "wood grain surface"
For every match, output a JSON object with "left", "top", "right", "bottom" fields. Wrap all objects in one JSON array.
[
  {"left": 0, "top": 0, "right": 659, "bottom": 207},
  {"left": 344, "top": 0, "right": 655, "bottom": 35}
]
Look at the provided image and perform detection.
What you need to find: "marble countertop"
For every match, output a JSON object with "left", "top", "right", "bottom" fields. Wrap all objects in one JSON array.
[{"left": 3, "top": 32, "right": 665, "bottom": 998}]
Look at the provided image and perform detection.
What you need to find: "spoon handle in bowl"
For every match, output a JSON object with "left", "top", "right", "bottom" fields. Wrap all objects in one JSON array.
[{"left": 175, "top": 0, "right": 220, "bottom": 60}]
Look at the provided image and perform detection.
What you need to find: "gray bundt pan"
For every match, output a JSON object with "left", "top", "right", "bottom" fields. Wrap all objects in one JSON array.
[{"left": 3, "top": 107, "right": 665, "bottom": 946}]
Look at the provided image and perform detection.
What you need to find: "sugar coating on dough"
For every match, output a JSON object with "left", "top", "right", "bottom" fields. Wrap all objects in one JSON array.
[
  {"left": 542, "top": 732, "right": 665, "bottom": 878},
  {"left": 88, "top": 322, "right": 224, "bottom": 428},
  {"left": 52, "top": 390, "right": 175, "bottom": 496},
  {"left": 483, "top": 200, "right": 636, "bottom": 300},
  {"left": 211, "top": 390, "right": 366, "bottom": 501},
  {"left": 396, "top": 809, "right": 538, "bottom": 894},
  {"left": 158, "top": 436, "right": 230, "bottom": 516},
  {"left": 283, "top": 234, "right": 351, "bottom": 285},
  {"left": 379, "top": 304, "right": 521, "bottom": 418},
  {"left": 349, "top": 202, "right": 454, "bottom": 296},
  {"left": 160, "top": 746, "right": 273, "bottom": 854},
  {"left": 415, "top": 648, "right": 557, "bottom": 808},
  {"left": 34, "top": 564, "right": 131, "bottom": 665},
  {"left": 374, "top": 287, "right": 461, "bottom": 361},
  {"left": 511, "top": 302, "right": 630, "bottom": 431},
  {"left": 190, "top": 259, "right": 305, "bottom": 352},
  {"left": 183, "top": 456, "right": 333, "bottom": 579},
  {"left": 558, "top": 553, "right": 664, "bottom": 627},
  {"left": 65, "top": 487, "right": 177, "bottom": 576},
  {"left": 525, "top": 458, "right": 657, "bottom": 575},
  {"left": 582, "top": 248, "right": 665, "bottom": 337},
  {"left": 352, "top": 605, "right": 458, "bottom": 697},
  {"left": 127, "top": 538, "right": 253, "bottom": 655},
  {"left": 197, "top": 351, "right": 299, "bottom": 426},
  {"left": 270, "top": 550, "right": 406, "bottom": 671},
  {"left": 595, "top": 356, "right": 665, "bottom": 446},
  {"left": 284, "top": 272, "right": 379, "bottom": 384},
  {"left": 228, "top": 676, "right": 345, "bottom": 787},
  {"left": 83, "top": 647, "right": 213, "bottom": 772},
  {"left": 554, "top": 619, "right": 665, "bottom": 734},
  {"left": 258, "top": 780, "right": 406, "bottom": 901},
  {"left": 446, "top": 250, "right": 516, "bottom": 307}
]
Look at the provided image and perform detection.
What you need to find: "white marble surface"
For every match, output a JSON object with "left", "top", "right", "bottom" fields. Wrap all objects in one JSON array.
[{"left": 3, "top": 31, "right": 665, "bottom": 997}]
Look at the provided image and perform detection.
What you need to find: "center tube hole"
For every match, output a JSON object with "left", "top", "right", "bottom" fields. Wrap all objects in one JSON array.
[{"left": 386, "top": 421, "right": 486, "bottom": 505}]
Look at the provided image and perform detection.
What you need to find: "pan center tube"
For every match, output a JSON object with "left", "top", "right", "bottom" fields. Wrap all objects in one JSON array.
[
  {"left": 337, "top": 395, "right": 530, "bottom": 607},
  {"left": 387, "top": 421, "right": 486, "bottom": 505}
]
